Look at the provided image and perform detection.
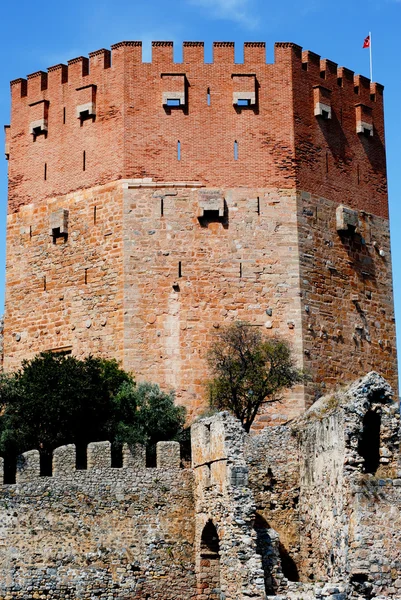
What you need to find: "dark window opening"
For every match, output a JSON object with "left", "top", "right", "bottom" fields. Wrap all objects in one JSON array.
[
  {"left": 337, "top": 77, "right": 343, "bottom": 87},
  {"left": 279, "top": 542, "right": 299, "bottom": 582},
  {"left": 358, "top": 410, "right": 381, "bottom": 474},
  {"left": 166, "top": 98, "right": 180, "bottom": 107},
  {"left": 201, "top": 520, "right": 220, "bottom": 557},
  {"left": 161, "top": 198, "right": 164, "bottom": 216},
  {"left": 302, "top": 62, "right": 308, "bottom": 71},
  {"left": 63, "top": 107, "right": 66, "bottom": 124},
  {"left": 363, "top": 127, "right": 372, "bottom": 137},
  {"left": 40, "top": 452, "right": 52, "bottom": 477},
  {"left": 178, "top": 261, "right": 182, "bottom": 278},
  {"left": 43, "top": 275, "right": 47, "bottom": 291},
  {"left": 83, "top": 150, "right": 86, "bottom": 171},
  {"left": 257, "top": 196, "right": 260, "bottom": 215},
  {"left": 44, "top": 163, "right": 47, "bottom": 180},
  {"left": 76, "top": 443, "right": 87, "bottom": 470},
  {"left": 354, "top": 85, "right": 359, "bottom": 95},
  {"left": 84, "top": 268, "right": 88, "bottom": 284},
  {"left": 320, "top": 70, "right": 326, "bottom": 79},
  {"left": 3, "top": 456, "right": 16, "bottom": 484},
  {"left": 321, "top": 109, "right": 330, "bottom": 120},
  {"left": 111, "top": 443, "right": 123, "bottom": 468},
  {"left": 239, "top": 262, "right": 242, "bottom": 278},
  {"left": 29, "top": 225, "right": 32, "bottom": 238},
  {"left": 52, "top": 227, "right": 67, "bottom": 244},
  {"left": 237, "top": 98, "right": 250, "bottom": 107},
  {"left": 370, "top": 93, "right": 376, "bottom": 102},
  {"left": 207, "top": 87, "right": 211, "bottom": 105},
  {"left": 93, "top": 206, "right": 97, "bottom": 224}
]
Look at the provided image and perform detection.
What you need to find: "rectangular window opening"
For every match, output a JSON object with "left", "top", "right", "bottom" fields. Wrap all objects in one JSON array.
[
  {"left": 178, "top": 261, "right": 182, "bottom": 278},
  {"left": 84, "top": 268, "right": 88, "bottom": 285},
  {"left": 239, "top": 262, "right": 242, "bottom": 278},
  {"left": 257, "top": 197, "right": 260, "bottom": 216},
  {"left": 83, "top": 150, "right": 86, "bottom": 171},
  {"left": 234, "top": 140, "right": 238, "bottom": 161},
  {"left": 63, "top": 107, "right": 66, "bottom": 124},
  {"left": 320, "top": 71, "right": 326, "bottom": 79},
  {"left": 302, "top": 62, "right": 308, "bottom": 71},
  {"left": 44, "top": 163, "right": 47, "bottom": 181},
  {"left": 43, "top": 276, "right": 46, "bottom": 291},
  {"left": 321, "top": 110, "right": 330, "bottom": 120},
  {"left": 177, "top": 140, "right": 181, "bottom": 161},
  {"left": 161, "top": 198, "right": 164, "bottom": 217},
  {"left": 29, "top": 225, "right": 32, "bottom": 239},
  {"left": 354, "top": 86, "right": 359, "bottom": 95},
  {"left": 93, "top": 206, "right": 97, "bottom": 225},
  {"left": 237, "top": 98, "right": 250, "bottom": 107},
  {"left": 370, "top": 93, "right": 376, "bottom": 102},
  {"left": 167, "top": 98, "right": 181, "bottom": 107},
  {"left": 207, "top": 87, "right": 211, "bottom": 106},
  {"left": 337, "top": 77, "right": 343, "bottom": 87}
]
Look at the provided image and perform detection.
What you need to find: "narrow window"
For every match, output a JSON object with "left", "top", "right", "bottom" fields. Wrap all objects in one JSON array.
[
  {"left": 178, "top": 261, "right": 182, "bottom": 278},
  {"left": 43, "top": 276, "right": 46, "bottom": 291},
  {"left": 84, "top": 268, "right": 88, "bottom": 284},
  {"left": 302, "top": 62, "right": 308, "bottom": 71},
  {"left": 29, "top": 225, "right": 32, "bottom": 239},
  {"left": 370, "top": 93, "right": 376, "bottom": 102},
  {"left": 326, "top": 151, "right": 329, "bottom": 173},
  {"left": 239, "top": 262, "right": 242, "bottom": 278},
  {"left": 354, "top": 85, "right": 359, "bottom": 95},
  {"left": 63, "top": 107, "right": 66, "bottom": 124},
  {"left": 257, "top": 197, "right": 260, "bottom": 216},
  {"left": 83, "top": 150, "right": 86, "bottom": 171},
  {"left": 177, "top": 140, "right": 181, "bottom": 161},
  {"left": 44, "top": 163, "right": 47, "bottom": 180},
  {"left": 234, "top": 140, "right": 238, "bottom": 161},
  {"left": 207, "top": 87, "right": 211, "bottom": 106},
  {"left": 337, "top": 77, "right": 343, "bottom": 87},
  {"left": 358, "top": 410, "right": 381, "bottom": 474},
  {"left": 161, "top": 198, "right": 164, "bottom": 217},
  {"left": 320, "top": 70, "right": 326, "bottom": 80},
  {"left": 93, "top": 206, "right": 97, "bottom": 225}
]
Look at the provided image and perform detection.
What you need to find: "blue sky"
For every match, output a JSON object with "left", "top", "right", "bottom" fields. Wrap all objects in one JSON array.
[{"left": 0, "top": 0, "right": 400, "bottom": 368}]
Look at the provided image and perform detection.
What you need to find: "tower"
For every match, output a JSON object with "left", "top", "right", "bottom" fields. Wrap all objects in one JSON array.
[{"left": 3, "top": 41, "right": 397, "bottom": 423}]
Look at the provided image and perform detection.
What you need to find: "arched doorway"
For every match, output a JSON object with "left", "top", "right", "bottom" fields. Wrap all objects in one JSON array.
[{"left": 198, "top": 520, "right": 221, "bottom": 599}]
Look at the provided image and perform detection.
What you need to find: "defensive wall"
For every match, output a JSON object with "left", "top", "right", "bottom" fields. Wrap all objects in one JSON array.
[
  {"left": 3, "top": 41, "right": 397, "bottom": 422},
  {"left": 0, "top": 373, "right": 400, "bottom": 599}
]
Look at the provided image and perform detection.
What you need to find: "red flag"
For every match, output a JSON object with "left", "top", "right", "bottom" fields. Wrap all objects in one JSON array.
[{"left": 363, "top": 35, "right": 370, "bottom": 49}]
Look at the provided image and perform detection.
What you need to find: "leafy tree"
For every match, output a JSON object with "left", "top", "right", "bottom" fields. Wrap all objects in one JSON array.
[
  {"left": 207, "top": 322, "right": 305, "bottom": 432},
  {"left": 0, "top": 352, "right": 186, "bottom": 472}
]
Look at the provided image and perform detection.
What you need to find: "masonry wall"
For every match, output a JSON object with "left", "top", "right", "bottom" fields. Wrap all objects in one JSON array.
[
  {"left": 0, "top": 445, "right": 195, "bottom": 600},
  {"left": 297, "top": 192, "right": 397, "bottom": 406},
  {"left": 122, "top": 184, "right": 304, "bottom": 421},
  {"left": 3, "top": 182, "right": 124, "bottom": 370}
]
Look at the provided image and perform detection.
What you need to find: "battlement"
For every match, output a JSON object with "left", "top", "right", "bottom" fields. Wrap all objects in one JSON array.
[
  {"left": 0, "top": 440, "right": 183, "bottom": 485},
  {"left": 6, "top": 40, "right": 387, "bottom": 218}
]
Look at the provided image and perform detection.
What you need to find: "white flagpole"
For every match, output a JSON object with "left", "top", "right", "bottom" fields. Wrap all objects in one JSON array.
[{"left": 369, "top": 31, "right": 373, "bottom": 81}]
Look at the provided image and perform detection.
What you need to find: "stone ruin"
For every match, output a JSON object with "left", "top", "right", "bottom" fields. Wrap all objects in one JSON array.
[{"left": 0, "top": 371, "right": 399, "bottom": 599}]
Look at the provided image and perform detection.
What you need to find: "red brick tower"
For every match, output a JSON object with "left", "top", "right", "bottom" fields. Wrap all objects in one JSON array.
[{"left": 3, "top": 41, "right": 397, "bottom": 423}]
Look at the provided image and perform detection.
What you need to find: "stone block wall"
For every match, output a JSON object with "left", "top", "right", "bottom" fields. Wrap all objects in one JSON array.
[{"left": 0, "top": 442, "right": 195, "bottom": 600}]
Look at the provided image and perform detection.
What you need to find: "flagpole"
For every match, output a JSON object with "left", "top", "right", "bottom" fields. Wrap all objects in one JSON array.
[{"left": 369, "top": 31, "right": 373, "bottom": 81}]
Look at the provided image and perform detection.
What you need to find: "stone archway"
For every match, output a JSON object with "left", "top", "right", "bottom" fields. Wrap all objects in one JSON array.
[{"left": 197, "top": 519, "right": 221, "bottom": 599}]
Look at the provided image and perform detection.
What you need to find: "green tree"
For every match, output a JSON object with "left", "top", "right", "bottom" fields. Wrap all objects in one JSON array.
[
  {"left": 0, "top": 352, "right": 186, "bottom": 472},
  {"left": 207, "top": 322, "right": 305, "bottom": 432}
]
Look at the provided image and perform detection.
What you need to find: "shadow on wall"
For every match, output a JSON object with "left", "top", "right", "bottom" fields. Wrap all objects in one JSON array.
[
  {"left": 200, "top": 520, "right": 221, "bottom": 600},
  {"left": 254, "top": 512, "right": 299, "bottom": 595}
]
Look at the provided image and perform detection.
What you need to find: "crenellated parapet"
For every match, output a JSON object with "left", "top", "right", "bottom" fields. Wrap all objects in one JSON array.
[
  {"left": 1, "top": 440, "right": 182, "bottom": 485},
  {"left": 5, "top": 41, "right": 387, "bottom": 217}
]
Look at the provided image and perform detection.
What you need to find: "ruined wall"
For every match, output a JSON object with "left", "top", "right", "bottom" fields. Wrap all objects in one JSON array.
[
  {"left": 298, "top": 192, "right": 397, "bottom": 406},
  {"left": 0, "top": 441, "right": 196, "bottom": 600},
  {"left": 3, "top": 182, "right": 124, "bottom": 370}
]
